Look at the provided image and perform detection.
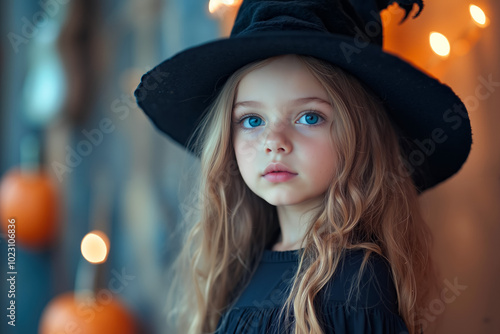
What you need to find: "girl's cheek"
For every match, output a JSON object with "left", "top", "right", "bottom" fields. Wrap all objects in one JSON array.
[
  {"left": 234, "top": 138, "right": 259, "bottom": 163},
  {"left": 296, "top": 123, "right": 331, "bottom": 137},
  {"left": 235, "top": 128, "right": 264, "bottom": 147}
]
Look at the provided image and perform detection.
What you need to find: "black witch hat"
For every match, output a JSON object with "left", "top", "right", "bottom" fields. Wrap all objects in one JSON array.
[{"left": 134, "top": 0, "right": 472, "bottom": 192}]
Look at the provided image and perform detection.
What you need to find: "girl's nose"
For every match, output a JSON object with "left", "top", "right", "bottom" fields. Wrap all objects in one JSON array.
[{"left": 263, "top": 121, "right": 292, "bottom": 154}]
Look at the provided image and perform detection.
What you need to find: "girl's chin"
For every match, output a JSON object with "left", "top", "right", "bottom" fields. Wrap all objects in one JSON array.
[
  {"left": 261, "top": 194, "right": 325, "bottom": 208},
  {"left": 262, "top": 197, "right": 305, "bottom": 207}
]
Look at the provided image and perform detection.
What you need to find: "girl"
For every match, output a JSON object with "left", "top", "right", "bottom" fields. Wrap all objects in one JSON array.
[{"left": 135, "top": 0, "right": 472, "bottom": 333}]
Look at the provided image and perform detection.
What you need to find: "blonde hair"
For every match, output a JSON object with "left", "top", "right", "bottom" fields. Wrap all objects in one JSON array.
[{"left": 164, "top": 55, "right": 437, "bottom": 334}]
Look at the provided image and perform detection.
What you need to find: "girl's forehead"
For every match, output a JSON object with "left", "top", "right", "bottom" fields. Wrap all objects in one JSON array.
[{"left": 234, "top": 56, "right": 330, "bottom": 105}]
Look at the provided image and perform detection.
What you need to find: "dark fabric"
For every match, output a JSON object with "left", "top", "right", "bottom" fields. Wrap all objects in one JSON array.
[
  {"left": 231, "top": 0, "right": 366, "bottom": 42},
  {"left": 215, "top": 248, "right": 409, "bottom": 333}
]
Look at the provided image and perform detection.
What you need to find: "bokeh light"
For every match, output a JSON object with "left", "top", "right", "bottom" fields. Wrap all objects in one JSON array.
[
  {"left": 209, "top": 0, "right": 241, "bottom": 14},
  {"left": 429, "top": 32, "right": 451, "bottom": 57},
  {"left": 81, "top": 231, "right": 109, "bottom": 264},
  {"left": 469, "top": 4, "right": 487, "bottom": 26}
]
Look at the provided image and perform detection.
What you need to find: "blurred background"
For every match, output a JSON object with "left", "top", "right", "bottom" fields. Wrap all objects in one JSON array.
[{"left": 0, "top": 0, "right": 498, "bottom": 333}]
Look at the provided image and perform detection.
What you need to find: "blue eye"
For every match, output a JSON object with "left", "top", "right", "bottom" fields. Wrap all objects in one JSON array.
[
  {"left": 298, "top": 113, "right": 322, "bottom": 125},
  {"left": 242, "top": 116, "right": 263, "bottom": 128}
]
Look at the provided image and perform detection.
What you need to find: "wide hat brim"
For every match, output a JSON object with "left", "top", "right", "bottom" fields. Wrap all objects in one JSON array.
[{"left": 135, "top": 31, "right": 472, "bottom": 192}]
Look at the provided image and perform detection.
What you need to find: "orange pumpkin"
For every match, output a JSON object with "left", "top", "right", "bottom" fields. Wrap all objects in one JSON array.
[
  {"left": 0, "top": 168, "right": 59, "bottom": 249},
  {"left": 39, "top": 291, "right": 137, "bottom": 334}
]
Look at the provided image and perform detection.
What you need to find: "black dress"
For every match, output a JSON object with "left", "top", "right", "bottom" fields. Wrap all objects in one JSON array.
[{"left": 215, "top": 247, "right": 409, "bottom": 333}]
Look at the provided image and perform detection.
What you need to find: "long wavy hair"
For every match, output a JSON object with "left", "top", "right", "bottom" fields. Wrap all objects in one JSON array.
[{"left": 164, "top": 55, "right": 437, "bottom": 334}]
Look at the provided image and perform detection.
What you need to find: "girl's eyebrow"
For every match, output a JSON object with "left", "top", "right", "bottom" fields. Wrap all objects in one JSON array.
[
  {"left": 233, "top": 97, "right": 330, "bottom": 110},
  {"left": 293, "top": 97, "right": 331, "bottom": 106},
  {"left": 233, "top": 100, "right": 263, "bottom": 110}
]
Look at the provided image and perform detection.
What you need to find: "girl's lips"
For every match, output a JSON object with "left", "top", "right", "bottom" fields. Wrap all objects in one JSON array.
[
  {"left": 263, "top": 171, "right": 297, "bottom": 183},
  {"left": 263, "top": 162, "right": 296, "bottom": 175},
  {"left": 262, "top": 162, "right": 298, "bottom": 182}
]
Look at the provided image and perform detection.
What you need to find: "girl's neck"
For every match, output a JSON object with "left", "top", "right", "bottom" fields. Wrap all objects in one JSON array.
[
  {"left": 271, "top": 238, "right": 303, "bottom": 251},
  {"left": 272, "top": 197, "right": 322, "bottom": 251}
]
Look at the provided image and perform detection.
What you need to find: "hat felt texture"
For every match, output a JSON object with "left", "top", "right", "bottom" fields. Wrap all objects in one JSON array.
[{"left": 134, "top": 0, "right": 472, "bottom": 192}]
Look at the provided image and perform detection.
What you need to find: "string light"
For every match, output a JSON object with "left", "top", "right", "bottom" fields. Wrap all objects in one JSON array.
[
  {"left": 209, "top": 0, "right": 241, "bottom": 14},
  {"left": 81, "top": 231, "right": 109, "bottom": 264},
  {"left": 429, "top": 32, "right": 451, "bottom": 57},
  {"left": 469, "top": 4, "right": 488, "bottom": 27},
  {"left": 427, "top": 4, "right": 490, "bottom": 58}
]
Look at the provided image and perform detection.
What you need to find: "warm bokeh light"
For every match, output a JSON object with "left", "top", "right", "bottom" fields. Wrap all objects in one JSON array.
[
  {"left": 209, "top": 0, "right": 241, "bottom": 14},
  {"left": 469, "top": 4, "right": 488, "bottom": 27},
  {"left": 81, "top": 231, "right": 109, "bottom": 264},
  {"left": 429, "top": 32, "right": 451, "bottom": 57}
]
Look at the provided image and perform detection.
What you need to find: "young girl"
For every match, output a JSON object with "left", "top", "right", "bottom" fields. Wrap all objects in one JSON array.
[{"left": 135, "top": 1, "right": 472, "bottom": 333}]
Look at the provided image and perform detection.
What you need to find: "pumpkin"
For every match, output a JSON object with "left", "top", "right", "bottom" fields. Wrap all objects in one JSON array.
[
  {"left": 0, "top": 168, "right": 59, "bottom": 249},
  {"left": 39, "top": 291, "right": 137, "bottom": 334}
]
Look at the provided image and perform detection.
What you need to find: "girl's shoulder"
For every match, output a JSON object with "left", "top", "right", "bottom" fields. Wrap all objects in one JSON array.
[{"left": 321, "top": 249, "right": 399, "bottom": 313}]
